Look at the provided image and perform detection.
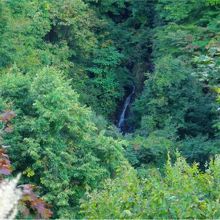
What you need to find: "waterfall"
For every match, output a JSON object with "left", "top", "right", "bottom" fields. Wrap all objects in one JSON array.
[{"left": 118, "top": 85, "right": 135, "bottom": 132}]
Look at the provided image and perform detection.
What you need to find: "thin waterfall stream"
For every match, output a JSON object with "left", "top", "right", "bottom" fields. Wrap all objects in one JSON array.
[
  {"left": 116, "top": 1, "right": 154, "bottom": 134},
  {"left": 118, "top": 84, "right": 135, "bottom": 132}
]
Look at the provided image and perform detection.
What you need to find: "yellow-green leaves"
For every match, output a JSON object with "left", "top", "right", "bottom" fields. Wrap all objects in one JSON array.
[{"left": 81, "top": 155, "right": 220, "bottom": 219}]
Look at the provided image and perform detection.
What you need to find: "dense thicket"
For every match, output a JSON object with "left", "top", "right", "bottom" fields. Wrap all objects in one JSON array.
[
  {"left": 0, "top": 68, "right": 126, "bottom": 218},
  {"left": 81, "top": 155, "right": 220, "bottom": 219},
  {"left": 0, "top": 0, "right": 220, "bottom": 218},
  {"left": 130, "top": 0, "right": 220, "bottom": 168}
]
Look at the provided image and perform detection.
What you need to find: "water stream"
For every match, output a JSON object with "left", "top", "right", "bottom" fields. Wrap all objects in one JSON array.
[{"left": 118, "top": 85, "right": 135, "bottom": 132}]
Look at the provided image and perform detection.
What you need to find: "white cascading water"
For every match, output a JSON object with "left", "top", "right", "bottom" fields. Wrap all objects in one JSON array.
[{"left": 118, "top": 85, "right": 135, "bottom": 132}]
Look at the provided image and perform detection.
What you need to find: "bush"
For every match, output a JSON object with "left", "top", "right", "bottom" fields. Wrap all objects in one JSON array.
[{"left": 81, "top": 154, "right": 220, "bottom": 219}]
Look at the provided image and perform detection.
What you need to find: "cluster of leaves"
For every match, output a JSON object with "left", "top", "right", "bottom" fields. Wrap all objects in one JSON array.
[
  {"left": 0, "top": 111, "right": 52, "bottom": 219},
  {"left": 0, "top": 148, "right": 12, "bottom": 176},
  {"left": 81, "top": 154, "right": 220, "bottom": 219},
  {"left": 125, "top": 132, "right": 173, "bottom": 173},
  {"left": 0, "top": 111, "right": 15, "bottom": 176}
]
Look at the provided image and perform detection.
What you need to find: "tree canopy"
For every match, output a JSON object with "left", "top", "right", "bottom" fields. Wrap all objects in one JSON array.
[{"left": 0, "top": 0, "right": 220, "bottom": 218}]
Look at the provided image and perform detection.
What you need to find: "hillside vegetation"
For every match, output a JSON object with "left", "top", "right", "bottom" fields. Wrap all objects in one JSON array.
[{"left": 0, "top": 0, "right": 220, "bottom": 218}]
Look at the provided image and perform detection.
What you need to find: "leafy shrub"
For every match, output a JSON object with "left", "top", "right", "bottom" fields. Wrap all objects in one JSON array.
[{"left": 81, "top": 154, "right": 220, "bottom": 219}]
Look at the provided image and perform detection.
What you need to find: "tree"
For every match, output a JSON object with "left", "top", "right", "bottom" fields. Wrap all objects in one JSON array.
[{"left": 0, "top": 67, "right": 125, "bottom": 218}]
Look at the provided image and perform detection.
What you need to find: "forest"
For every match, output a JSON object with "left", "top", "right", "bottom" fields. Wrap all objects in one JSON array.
[{"left": 0, "top": 0, "right": 220, "bottom": 219}]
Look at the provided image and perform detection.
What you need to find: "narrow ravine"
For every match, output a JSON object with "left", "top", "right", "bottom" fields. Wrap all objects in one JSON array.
[
  {"left": 116, "top": 1, "right": 155, "bottom": 134},
  {"left": 117, "top": 84, "right": 135, "bottom": 133}
]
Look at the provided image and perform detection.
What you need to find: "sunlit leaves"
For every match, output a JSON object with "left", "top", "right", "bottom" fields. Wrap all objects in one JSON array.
[
  {"left": 0, "top": 67, "right": 125, "bottom": 218},
  {"left": 85, "top": 46, "right": 124, "bottom": 117},
  {"left": 207, "top": 0, "right": 220, "bottom": 5},
  {"left": 81, "top": 155, "right": 220, "bottom": 219}
]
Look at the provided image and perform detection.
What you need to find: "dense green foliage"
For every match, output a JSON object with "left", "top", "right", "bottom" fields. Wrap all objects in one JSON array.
[
  {"left": 130, "top": 0, "right": 220, "bottom": 167},
  {"left": 0, "top": 0, "right": 220, "bottom": 218},
  {"left": 81, "top": 155, "right": 220, "bottom": 219},
  {"left": 0, "top": 67, "right": 125, "bottom": 218}
]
